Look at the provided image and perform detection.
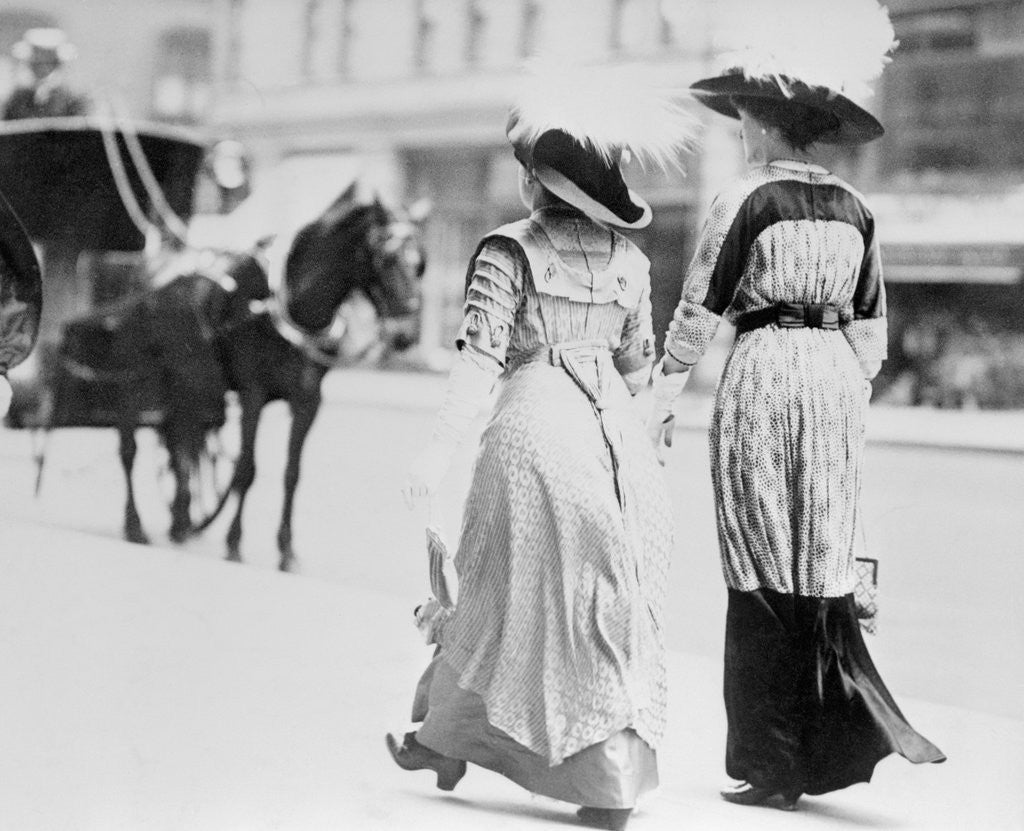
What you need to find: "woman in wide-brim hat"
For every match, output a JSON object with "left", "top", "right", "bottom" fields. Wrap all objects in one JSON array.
[
  {"left": 648, "top": 0, "right": 945, "bottom": 812},
  {"left": 0, "top": 189, "right": 42, "bottom": 418},
  {"left": 387, "top": 61, "right": 694, "bottom": 831}
]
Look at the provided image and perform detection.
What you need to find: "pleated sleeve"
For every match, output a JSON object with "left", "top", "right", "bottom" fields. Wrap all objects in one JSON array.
[
  {"left": 455, "top": 236, "right": 526, "bottom": 367},
  {"left": 613, "top": 283, "right": 656, "bottom": 394}
]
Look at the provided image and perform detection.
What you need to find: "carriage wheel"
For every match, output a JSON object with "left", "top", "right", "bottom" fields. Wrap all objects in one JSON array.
[
  {"left": 188, "top": 426, "right": 236, "bottom": 527},
  {"left": 188, "top": 394, "right": 240, "bottom": 530},
  {"left": 155, "top": 394, "right": 239, "bottom": 537}
]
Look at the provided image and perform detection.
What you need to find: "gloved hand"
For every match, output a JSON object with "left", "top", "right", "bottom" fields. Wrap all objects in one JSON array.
[
  {"left": 646, "top": 413, "right": 676, "bottom": 465},
  {"left": 402, "top": 439, "right": 456, "bottom": 509},
  {"left": 414, "top": 597, "right": 452, "bottom": 645},
  {"left": 645, "top": 356, "right": 691, "bottom": 465},
  {"left": 401, "top": 346, "right": 501, "bottom": 509},
  {"left": 0, "top": 374, "right": 11, "bottom": 419}
]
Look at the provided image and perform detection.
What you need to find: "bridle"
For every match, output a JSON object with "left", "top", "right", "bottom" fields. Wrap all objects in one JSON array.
[{"left": 261, "top": 208, "right": 420, "bottom": 366}]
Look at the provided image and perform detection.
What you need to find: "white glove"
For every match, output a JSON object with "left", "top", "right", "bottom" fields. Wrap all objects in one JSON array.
[
  {"left": 0, "top": 375, "right": 11, "bottom": 419},
  {"left": 645, "top": 356, "right": 691, "bottom": 465},
  {"left": 414, "top": 597, "right": 452, "bottom": 645},
  {"left": 860, "top": 359, "right": 882, "bottom": 380},
  {"left": 403, "top": 439, "right": 457, "bottom": 508},
  {"left": 401, "top": 347, "right": 500, "bottom": 509}
]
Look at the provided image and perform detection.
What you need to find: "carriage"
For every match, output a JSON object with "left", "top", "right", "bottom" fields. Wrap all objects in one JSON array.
[
  {"left": 0, "top": 114, "right": 425, "bottom": 566},
  {"left": 0, "top": 115, "right": 219, "bottom": 432}
]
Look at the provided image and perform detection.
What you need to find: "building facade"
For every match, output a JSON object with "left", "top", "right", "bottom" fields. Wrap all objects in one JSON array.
[
  {"left": 0, "top": 0, "right": 215, "bottom": 124},
  {"left": 3, "top": 0, "right": 1023, "bottom": 403}
]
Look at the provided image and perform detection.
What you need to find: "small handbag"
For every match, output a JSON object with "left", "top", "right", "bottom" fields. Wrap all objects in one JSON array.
[
  {"left": 853, "top": 556, "right": 879, "bottom": 635},
  {"left": 852, "top": 520, "right": 879, "bottom": 634}
]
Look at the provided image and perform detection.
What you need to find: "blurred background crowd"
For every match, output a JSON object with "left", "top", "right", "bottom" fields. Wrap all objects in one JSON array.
[{"left": 1, "top": 0, "right": 1022, "bottom": 409}]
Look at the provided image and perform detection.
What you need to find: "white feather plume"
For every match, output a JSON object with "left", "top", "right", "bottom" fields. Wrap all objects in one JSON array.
[
  {"left": 508, "top": 59, "right": 699, "bottom": 171},
  {"left": 708, "top": 0, "right": 898, "bottom": 100}
]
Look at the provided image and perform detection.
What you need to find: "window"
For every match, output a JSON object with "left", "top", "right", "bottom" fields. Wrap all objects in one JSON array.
[
  {"left": 466, "top": 0, "right": 486, "bottom": 67},
  {"left": 894, "top": 10, "right": 975, "bottom": 54},
  {"left": 152, "top": 27, "right": 212, "bottom": 123},
  {"left": 520, "top": 0, "right": 541, "bottom": 58},
  {"left": 226, "top": 0, "right": 245, "bottom": 82},
  {"left": 338, "top": 0, "right": 355, "bottom": 77},
  {"left": 612, "top": 0, "right": 659, "bottom": 55},
  {"left": 415, "top": 0, "right": 440, "bottom": 71},
  {"left": 302, "top": 0, "right": 321, "bottom": 79}
]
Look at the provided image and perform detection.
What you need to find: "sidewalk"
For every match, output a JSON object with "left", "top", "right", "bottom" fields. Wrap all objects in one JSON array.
[
  {"left": 1, "top": 518, "right": 1020, "bottom": 831},
  {"left": 323, "top": 368, "right": 1024, "bottom": 455}
]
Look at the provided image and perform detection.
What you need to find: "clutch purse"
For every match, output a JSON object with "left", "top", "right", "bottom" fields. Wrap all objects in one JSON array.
[
  {"left": 854, "top": 556, "right": 879, "bottom": 635},
  {"left": 412, "top": 526, "right": 456, "bottom": 645}
]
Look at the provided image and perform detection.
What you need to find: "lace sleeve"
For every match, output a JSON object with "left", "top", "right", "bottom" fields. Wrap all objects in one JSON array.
[
  {"left": 841, "top": 214, "right": 887, "bottom": 375},
  {"left": 664, "top": 183, "right": 753, "bottom": 366}
]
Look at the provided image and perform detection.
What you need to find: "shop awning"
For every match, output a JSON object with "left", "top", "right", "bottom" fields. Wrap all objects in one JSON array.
[{"left": 880, "top": 242, "right": 1024, "bottom": 284}]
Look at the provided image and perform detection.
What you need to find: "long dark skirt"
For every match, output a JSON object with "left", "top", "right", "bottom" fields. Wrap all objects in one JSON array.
[{"left": 724, "top": 588, "right": 945, "bottom": 796}]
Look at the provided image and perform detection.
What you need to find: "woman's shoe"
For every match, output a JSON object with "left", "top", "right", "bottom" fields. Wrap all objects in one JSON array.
[
  {"left": 577, "top": 806, "right": 633, "bottom": 830},
  {"left": 720, "top": 782, "right": 799, "bottom": 811},
  {"left": 385, "top": 731, "right": 467, "bottom": 791}
]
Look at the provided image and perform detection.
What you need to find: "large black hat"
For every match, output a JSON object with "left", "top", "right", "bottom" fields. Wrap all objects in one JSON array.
[
  {"left": 508, "top": 120, "right": 652, "bottom": 229},
  {"left": 684, "top": 0, "right": 895, "bottom": 146},
  {"left": 0, "top": 188, "right": 42, "bottom": 372},
  {"left": 690, "top": 70, "right": 884, "bottom": 145},
  {"left": 505, "top": 60, "right": 697, "bottom": 230}
]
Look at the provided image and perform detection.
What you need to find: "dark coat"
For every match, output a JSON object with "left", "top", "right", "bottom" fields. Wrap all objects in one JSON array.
[{"left": 2, "top": 86, "right": 89, "bottom": 120}]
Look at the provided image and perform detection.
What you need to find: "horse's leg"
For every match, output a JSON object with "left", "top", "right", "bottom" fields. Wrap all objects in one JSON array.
[
  {"left": 119, "top": 426, "right": 148, "bottom": 545},
  {"left": 277, "top": 392, "right": 322, "bottom": 573},
  {"left": 225, "top": 389, "right": 265, "bottom": 562},
  {"left": 166, "top": 425, "right": 193, "bottom": 544}
]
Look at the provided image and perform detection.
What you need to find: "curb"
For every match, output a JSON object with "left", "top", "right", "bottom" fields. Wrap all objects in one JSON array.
[{"left": 323, "top": 368, "right": 1024, "bottom": 455}]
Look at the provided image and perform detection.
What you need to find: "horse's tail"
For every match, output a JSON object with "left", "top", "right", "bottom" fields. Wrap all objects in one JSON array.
[{"left": 191, "top": 482, "right": 233, "bottom": 534}]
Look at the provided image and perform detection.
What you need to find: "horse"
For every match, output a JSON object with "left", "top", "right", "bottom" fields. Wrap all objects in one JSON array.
[
  {"left": 183, "top": 184, "right": 425, "bottom": 571},
  {"left": 55, "top": 181, "right": 425, "bottom": 570}
]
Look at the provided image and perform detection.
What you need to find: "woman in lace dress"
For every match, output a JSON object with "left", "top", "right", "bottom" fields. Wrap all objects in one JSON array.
[
  {"left": 648, "top": 14, "right": 945, "bottom": 811},
  {"left": 388, "top": 66, "right": 693, "bottom": 831}
]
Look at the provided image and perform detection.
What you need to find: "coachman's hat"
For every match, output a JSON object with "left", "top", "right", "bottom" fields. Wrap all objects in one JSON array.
[
  {"left": 12, "top": 28, "right": 77, "bottom": 64},
  {"left": 0, "top": 189, "right": 42, "bottom": 373}
]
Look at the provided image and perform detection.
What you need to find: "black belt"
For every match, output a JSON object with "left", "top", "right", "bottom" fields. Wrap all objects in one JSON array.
[{"left": 735, "top": 302, "right": 840, "bottom": 335}]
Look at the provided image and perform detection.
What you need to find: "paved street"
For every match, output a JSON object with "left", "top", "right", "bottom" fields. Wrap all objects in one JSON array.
[
  {"left": 1, "top": 368, "right": 1022, "bottom": 829},
  {"left": 3, "top": 370, "right": 1021, "bottom": 719}
]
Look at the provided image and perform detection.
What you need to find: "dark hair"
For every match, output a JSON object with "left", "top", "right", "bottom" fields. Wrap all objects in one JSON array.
[{"left": 733, "top": 95, "right": 841, "bottom": 151}]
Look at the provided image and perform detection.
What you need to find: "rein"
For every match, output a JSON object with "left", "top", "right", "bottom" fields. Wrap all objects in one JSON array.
[{"left": 259, "top": 291, "right": 348, "bottom": 368}]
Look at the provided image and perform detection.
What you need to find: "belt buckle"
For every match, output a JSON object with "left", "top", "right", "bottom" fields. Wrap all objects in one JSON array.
[{"left": 776, "top": 302, "right": 805, "bottom": 329}]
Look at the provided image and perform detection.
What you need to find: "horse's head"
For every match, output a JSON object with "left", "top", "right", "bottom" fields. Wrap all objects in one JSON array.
[
  {"left": 284, "top": 184, "right": 427, "bottom": 351},
  {"left": 363, "top": 196, "right": 429, "bottom": 350}
]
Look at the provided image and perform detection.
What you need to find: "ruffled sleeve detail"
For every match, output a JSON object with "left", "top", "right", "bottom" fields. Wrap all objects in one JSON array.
[
  {"left": 613, "top": 283, "right": 656, "bottom": 394},
  {"left": 456, "top": 236, "right": 526, "bottom": 367}
]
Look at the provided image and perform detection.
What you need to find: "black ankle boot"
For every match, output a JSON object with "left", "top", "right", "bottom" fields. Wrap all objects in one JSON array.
[
  {"left": 720, "top": 782, "right": 799, "bottom": 811},
  {"left": 385, "top": 731, "right": 467, "bottom": 791}
]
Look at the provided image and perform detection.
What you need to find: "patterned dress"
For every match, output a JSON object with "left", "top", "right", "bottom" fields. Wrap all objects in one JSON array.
[
  {"left": 415, "top": 205, "right": 674, "bottom": 809},
  {"left": 666, "top": 160, "right": 944, "bottom": 796}
]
